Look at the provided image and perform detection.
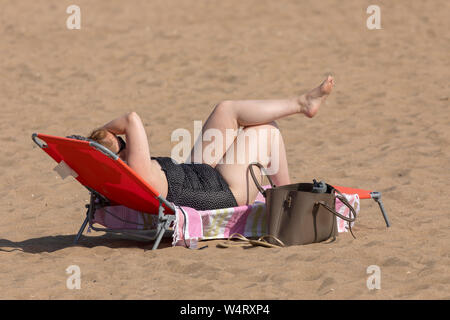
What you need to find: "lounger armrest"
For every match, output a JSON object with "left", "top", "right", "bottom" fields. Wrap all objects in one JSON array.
[
  {"left": 32, "top": 133, "right": 47, "bottom": 148},
  {"left": 89, "top": 141, "right": 119, "bottom": 160}
]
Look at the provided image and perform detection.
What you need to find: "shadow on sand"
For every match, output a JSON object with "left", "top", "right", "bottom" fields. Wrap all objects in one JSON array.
[{"left": 0, "top": 233, "right": 174, "bottom": 254}]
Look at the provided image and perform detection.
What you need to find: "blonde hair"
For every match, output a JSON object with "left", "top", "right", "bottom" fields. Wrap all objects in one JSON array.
[{"left": 88, "top": 128, "right": 114, "bottom": 149}]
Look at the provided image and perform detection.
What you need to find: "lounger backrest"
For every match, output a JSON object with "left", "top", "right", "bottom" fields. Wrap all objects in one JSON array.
[{"left": 33, "top": 133, "right": 174, "bottom": 215}]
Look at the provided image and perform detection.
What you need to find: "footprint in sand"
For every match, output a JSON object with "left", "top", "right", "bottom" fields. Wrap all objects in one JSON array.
[
  {"left": 302, "top": 270, "right": 324, "bottom": 282},
  {"left": 364, "top": 240, "right": 384, "bottom": 248},
  {"left": 382, "top": 256, "right": 410, "bottom": 267},
  {"left": 284, "top": 253, "right": 302, "bottom": 262},
  {"left": 317, "top": 276, "right": 336, "bottom": 295}
]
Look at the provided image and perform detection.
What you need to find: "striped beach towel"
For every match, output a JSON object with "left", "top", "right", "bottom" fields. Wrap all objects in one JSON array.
[
  {"left": 172, "top": 190, "right": 360, "bottom": 248},
  {"left": 94, "top": 188, "right": 359, "bottom": 248}
]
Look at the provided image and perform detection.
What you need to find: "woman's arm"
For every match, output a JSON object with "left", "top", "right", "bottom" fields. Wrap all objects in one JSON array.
[
  {"left": 101, "top": 112, "right": 167, "bottom": 195},
  {"left": 101, "top": 112, "right": 131, "bottom": 135}
]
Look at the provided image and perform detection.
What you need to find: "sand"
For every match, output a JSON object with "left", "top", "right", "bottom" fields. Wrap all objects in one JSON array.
[{"left": 0, "top": 0, "right": 449, "bottom": 299}]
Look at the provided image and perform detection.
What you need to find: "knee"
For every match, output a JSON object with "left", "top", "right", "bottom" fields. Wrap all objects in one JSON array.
[{"left": 213, "top": 100, "right": 234, "bottom": 115}]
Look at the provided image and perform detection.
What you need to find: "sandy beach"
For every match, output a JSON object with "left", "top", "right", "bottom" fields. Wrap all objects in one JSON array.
[{"left": 0, "top": 0, "right": 449, "bottom": 299}]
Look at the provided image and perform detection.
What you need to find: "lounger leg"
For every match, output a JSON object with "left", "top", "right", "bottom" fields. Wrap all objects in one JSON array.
[
  {"left": 371, "top": 192, "right": 391, "bottom": 228},
  {"left": 376, "top": 199, "right": 390, "bottom": 227},
  {"left": 74, "top": 215, "right": 89, "bottom": 244},
  {"left": 151, "top": 199, "right": 168, "bottom": 250},
  {"left": 151, "top": 222, "right": 167, "bottom": 250},
  {"left": 151, "top": 198, "right": 176, "bottom": 250},
  {"left": 74, "top": 201, "right": 93, "bottom": 245}
]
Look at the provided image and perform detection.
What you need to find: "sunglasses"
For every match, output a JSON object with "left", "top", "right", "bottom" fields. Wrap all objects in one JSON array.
[{"left": 116, "top": 136, "right": 126, "bottom": 154}]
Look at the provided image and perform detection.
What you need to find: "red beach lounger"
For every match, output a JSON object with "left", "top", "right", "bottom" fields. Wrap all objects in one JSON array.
[
  {"left": 32, "top": 133, "right": 390, "bottom": 249},
  {"left": 32, "top": 133, "right": 176, "bottom": 250}
]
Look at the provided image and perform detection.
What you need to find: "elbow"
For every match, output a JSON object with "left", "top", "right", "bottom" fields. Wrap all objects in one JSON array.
[{"left": 126, "top": 111, "right": 140, "bottom": 123}]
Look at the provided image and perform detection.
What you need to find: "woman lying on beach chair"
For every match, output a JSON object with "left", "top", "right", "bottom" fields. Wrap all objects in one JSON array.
[{"left": 87, "top": 76, "right": 335, "bottom": 211}]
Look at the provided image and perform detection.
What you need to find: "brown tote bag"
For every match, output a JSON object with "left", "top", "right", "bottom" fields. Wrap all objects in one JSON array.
[{"left": 249, "top": 162, "right": 357, "bottom": 246}]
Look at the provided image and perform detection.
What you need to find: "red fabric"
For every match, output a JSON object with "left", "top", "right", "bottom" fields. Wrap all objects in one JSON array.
[
  {"left": 333, "top": 185, "right": 372, "bottom": 199},
  {"left": 37, "top": 134, "right": 173, "bottom": 215}
]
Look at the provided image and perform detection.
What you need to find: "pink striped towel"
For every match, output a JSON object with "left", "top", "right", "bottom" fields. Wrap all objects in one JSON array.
[
  {"left": 172, "top": 190, "right": 360, "bottom": 248},
  {"left": 93, "top": 187, "right": 359, "bottom": 248}
]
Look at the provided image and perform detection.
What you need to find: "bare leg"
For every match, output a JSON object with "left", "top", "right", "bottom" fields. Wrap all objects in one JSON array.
[
  {"left": 215, "top": 121, "right": 290, "bottom": 205},
  {"left": 188, "top": 76, "right": 334, "bottom": 167}
]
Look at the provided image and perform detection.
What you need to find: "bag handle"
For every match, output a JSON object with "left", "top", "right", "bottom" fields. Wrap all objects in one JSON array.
[
  {"left": 248, "top": 162, "right": 276, "bottom": 198},
  {"left": 315, "top": 188, "right": 357, "bottom": 238},
  {"left": 217, "top": 233, "right": 285, "bottom": 248}
]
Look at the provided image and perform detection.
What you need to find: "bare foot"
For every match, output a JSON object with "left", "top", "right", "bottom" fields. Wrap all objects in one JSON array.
[{"left": 298, "top": 75, "right": 334, "bottom": 118}]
